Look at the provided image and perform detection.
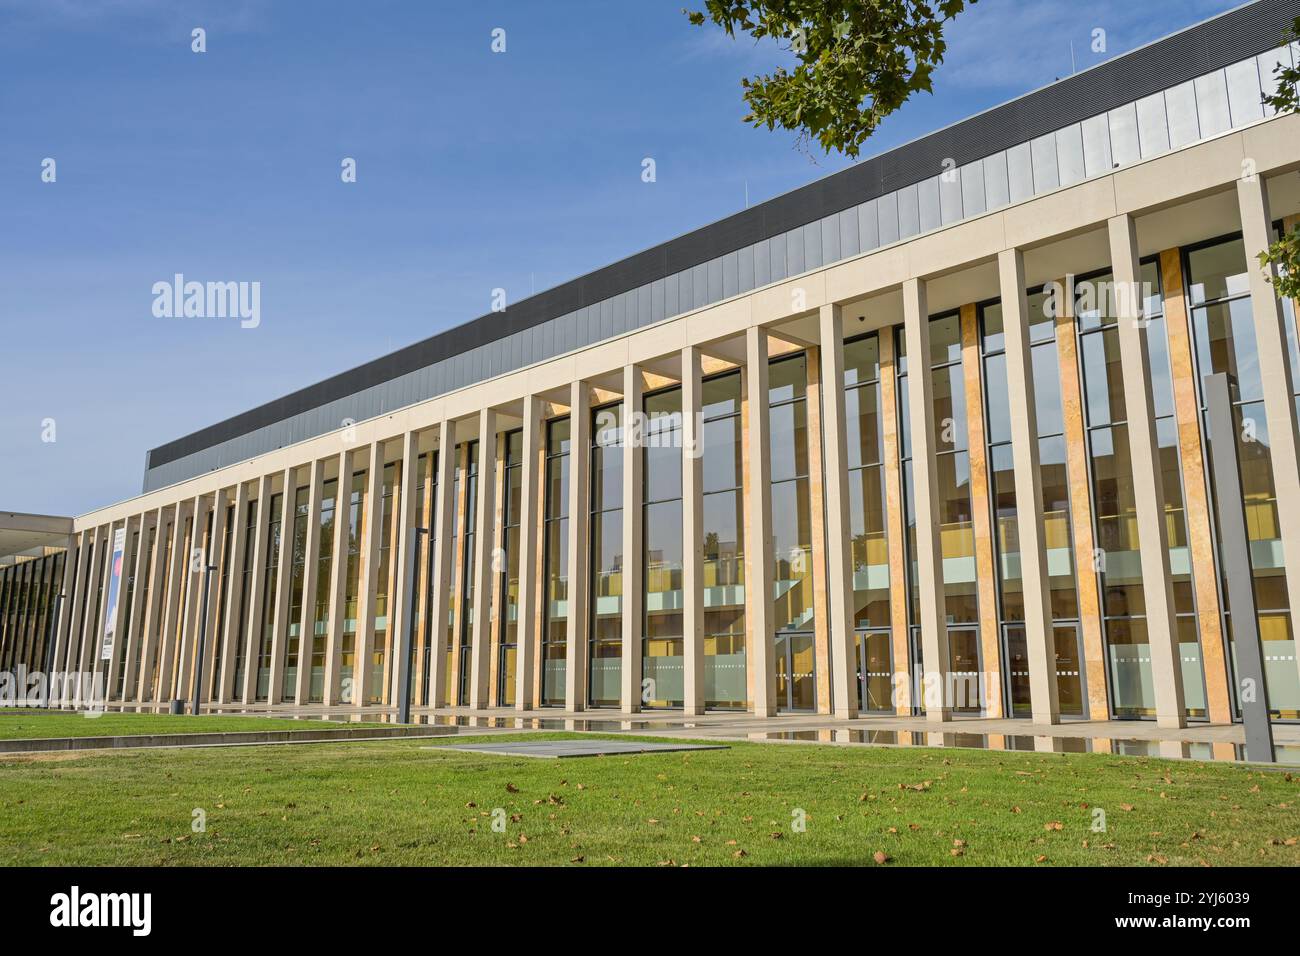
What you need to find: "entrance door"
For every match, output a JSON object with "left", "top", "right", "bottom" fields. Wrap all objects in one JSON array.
[
  {"left": 775, "top": 632, "right": 816, "bottom": 712},
  {"left": 1053, "top": 624, "right": 1084, "bottom": 717},
  {"left": 1001, "top": 623, "right": 1085, "bottom": 717},
  {"left": 1002, "top": 625, "right": 1031, "bottom": 717},
  {"left": 498, "top": 644, "right": 517, "bottom": 707},
  {"left": 947, "top": 626, "right": 983, "bottom": 714},
  {"left": 857, "top": 629, "right": 893, "bottom": 712}
]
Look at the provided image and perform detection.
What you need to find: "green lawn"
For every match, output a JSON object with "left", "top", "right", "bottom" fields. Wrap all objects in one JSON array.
[
  {"left": 1, "top": 732, "right": 1296, "bottom": 866},
  {"left": 0, "top": 709, "right": 380, "bottom": 740}
]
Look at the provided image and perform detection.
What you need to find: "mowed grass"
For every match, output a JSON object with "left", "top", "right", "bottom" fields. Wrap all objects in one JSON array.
[
  {"left": 0, "top": 709, "right": 379, "bottom": 740},
  {"left": 1, "top": 733, "right": 1297, "bottom": 866}
]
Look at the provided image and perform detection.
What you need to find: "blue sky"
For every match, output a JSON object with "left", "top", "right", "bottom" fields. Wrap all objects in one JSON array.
[{"left": 0, "top": 0, "right": 1236, "bottom": 515}]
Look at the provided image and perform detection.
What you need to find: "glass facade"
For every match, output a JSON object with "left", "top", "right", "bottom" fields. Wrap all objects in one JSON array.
[
  {"left": 497, "top": 431, "right": 523, "bottom": 706},
  {"left": 370, "top": 463, "right": 396, "bottom": 704},
  {"left": 769, "top": 354, "right": 816, "bottom": 712},
  {"left": 456, "top": 442, "right": 479, "bottom": 706},
  {"left": 230, "top": 501, "right": 255, "bottom": 696},
  {"left": 983, "top": 296, "right": 1086, "bottom": 717},
  {"left": 844, "top": 334, "right": 892, "bottom": 712},
  {"left": 15, "top": 223, "right": 1300, "bottom": 730},
  {"left": 589, "top": 404, "right": 623, "bottom": 707},
  {"left": 133, "top": 526, "right": 157, "bottom": 695},
  {"left": 643, "top": 387, "right": 684, "bottom": 708},
  {"left": 701, "top": 370, "right": 747, "bottom": 710},
  {"left": 1187, "top": 235, "right": 1300, "bottom": 720},
  {"left": 541, "top": 418, "right": 570, "bottom": 705},
  {"left": 282, "top": 484, "right": 311, "bottom": 700},
  {"left": 930, "top": 312, "right": 981, "bottom": 713},
  {"left": 1075, "top": 265, "right": 1203, "bottom": 718},
  {"left": 254, "top": 496, "right": 281, "bottom": 702},
  {"left": 340, "top": 470, "right": 365, "bottom": 701}
]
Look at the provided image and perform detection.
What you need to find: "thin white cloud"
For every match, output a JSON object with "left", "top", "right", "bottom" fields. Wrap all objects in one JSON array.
[{"left": 940, "top": 0, "right": 1234, "bottom": 91}]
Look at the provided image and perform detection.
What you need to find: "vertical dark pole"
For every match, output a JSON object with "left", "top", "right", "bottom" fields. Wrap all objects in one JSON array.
[
  {"left": 191, "top": 565, "right": 215, "bottom": 717},
  {"left": 1204, "top": 372, "right": 1275, "bottom": 763},
  {"left": 43, "top": 592, "right": 64, "bottom": 706},
  {"left": 397, "top": 527, "right": 428, "bottom": 725}
]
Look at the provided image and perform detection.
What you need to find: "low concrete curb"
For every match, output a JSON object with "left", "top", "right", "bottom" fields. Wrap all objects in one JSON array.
[{"left": 0, "top": 724, "right": 459, "bottom": 754}]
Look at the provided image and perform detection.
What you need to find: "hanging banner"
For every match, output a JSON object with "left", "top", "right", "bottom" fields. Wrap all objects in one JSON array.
[{"left": 100, "top": 528, "right": 128, "bottom": 661}]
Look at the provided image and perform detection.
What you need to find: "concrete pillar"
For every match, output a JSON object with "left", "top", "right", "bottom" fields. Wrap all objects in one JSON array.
[
  {"left": 803, "top": 346, "right": 834, "bottom": 714},
  {"left": 51, "top": 529, "right": 85, "bottom": 675},
  {"left": 1238, "top": 176, "right": 1300, "bottom": 695},
  {"left": 413, "top": 442, "right": 437, "bottom": 707},
  {"left": 75, "top": 525, "right": 106, "bottom": 680},
  {"left": 216, "top": 481, "right": 249, "bottom": 704},
  {"left": 682, "top": 348, "right": 707, "bottom": 715},
  {"left": 292, "top": 460, "right": 325, "bottom": 705},
  {"left": 902, "top": 276, "right": 952, "bottom": 721},
  {"left": 266, "top": 467, "right": 296, "bottom": 704},
  {"left": 878, "top": 332, "right": 911, "bottom": 715},
  {"left": 959, "top": 302, "right": 1004, "bottom": 717},
  {"left": 156, "top": 505, "right": 188, "bottom": 702},
  {"left": 389, "top": 431, "right": 421, "bottom": 709},
  {"left": 427, "top": 422, "right": 457, "bottom": 708},
  {"left": 1000, "top": 249, "right": 1060, "bottom": 725},
  {"left": 1108, "top": 213, "right": 1186, "bottom": 729},
  {"left": 177, "top": 495, "right": 210, "bottom": 702},
  {"left": 1158, "top": 247, "right": 1233, "bottom": 724},
  {"left": 137, "top": 509, "right": 169, "bottom": 702},
  {"left": 565, "top": 380, "right": 592, "bottom": 711},
  {"left": 353, "top": 445, "right": 387, "bottom": 707},
  {"left": 818, "top": 304, "right": 860, "bottom": 719},
  {"left": 515, "top": 398, "right": 542, "bottom": 711},
  {"left": 743, "top": 327, "right": 778, "bottom": 716},
  {"left": 1055, "top": 277, "right": 1111, "bottom": 719},
  {"left": 55, "top": 530, "right": 87, "bottom": 678},
  {"left": 105, "top": 515, "right": 142, "bottom": 701},
  {"left": 239, "top": 476, "right": 272, "bottom": 705},
  {"left": 469, "top": 410, "right": 499, "bottom": 709},
  {"left": 620, "top": 368, "right": 645, "bottom": 713},
  {"left": 120, "top": 512, "right": 154, "bottom": 701},
  {"left": 323, "top": 451, "right": 352, "bottom": 706},
  {"left": 196, "top": 493, "right": 233, "bottom": 705}
]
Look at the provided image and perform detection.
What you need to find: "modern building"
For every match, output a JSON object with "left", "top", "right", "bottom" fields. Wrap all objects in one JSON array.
[{"left": 3, "top": 0, "right": 1300, "bottom": 730}]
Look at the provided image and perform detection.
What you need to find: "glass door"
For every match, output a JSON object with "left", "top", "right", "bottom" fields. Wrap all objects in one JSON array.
[
  {"left": 857, "top": 629, "right": 893, "bottom": 713},
  {"left": 1053, "top": 624, "right": 1084, "bottom": 717},
  {"left": 497, "top": 645, "right": 516, "bottom": 707},
  {"left": 775, "top": 632, "right": 816, "bottom": 711},
  {"left": 946, "top": 626, "right": 982, "bottom": 714},
  {"left": 1002, "top": 624, "right": 1031, "bottom": 717},
  {"left": 1001, "top": 623, "right": 1085, "bottom": 717}
]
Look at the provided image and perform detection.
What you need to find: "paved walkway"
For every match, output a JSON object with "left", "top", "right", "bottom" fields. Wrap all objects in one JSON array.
[{"left": 102, "top": 702, "right": 1300, "bottom": 764}]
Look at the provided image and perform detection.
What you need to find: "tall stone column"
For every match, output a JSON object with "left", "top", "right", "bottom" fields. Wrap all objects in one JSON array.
[
  {"left": 469, "top": 410, "right": 499, "bottom": 708},
  {"left": 817, "top": 304, "right": 860, "bottom": 719},
  {"left": 902, "top": 277, "right": 951, "bottom": 721},
  {"left": 620, "top": 368, "right": 645, "bottom": 713},
  {"left": 427, "top": 421, "right": 458, "bottom": 708},
  {"left": 565, "top": 381, "right": 592, "bottom": 711},
  {"left": 216, "top": 481, "right": 250, "bottom": 704},
  {"left": 514, "top": 397, "right": 542, "bottom": 711},
  {"left": 354, "top": 446, "right": 387, "bottom": 707},
  {"left": 1000, "top": 249, "right": 1060, "bottom": 724},
  {"left": 743, "top": 327, "right": 778, "bottom": 716},
  {"left": 1109, "top": 214, "right": 1186, "bottom": 729}
]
